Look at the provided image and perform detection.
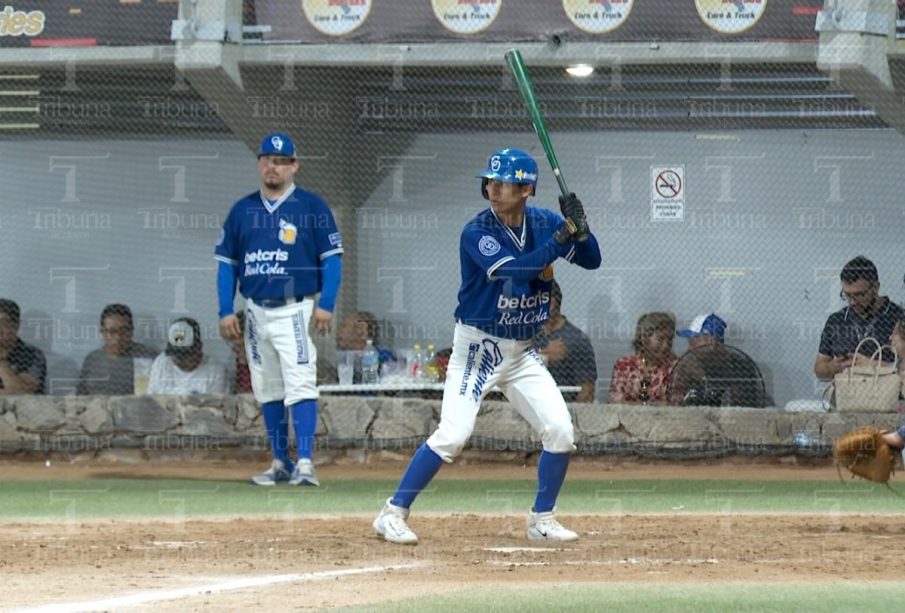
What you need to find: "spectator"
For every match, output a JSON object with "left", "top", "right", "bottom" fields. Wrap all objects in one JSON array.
[
  {"left": 881, "top": 321, "right": 905, "bottom": 449},
  {"left": 608, "top": 312, "right": 677, "bottom": 405},
  {"left": 147, "top": 318, "right": 228, "bottom": 395},
  {"left": 891, "top": 319, "right": 905, "bottom": 391},
  {"left": 678, "top": 312, "right": 726, "bottom": 351},
  {"left": 334, "top": 311, "right": 395, "bottom": 383},
  {"left": 76, "top": 304, "right": 157, "bottom": 395},
  {"left": 227, "top": 310, "right": 252, "bottom": 394},
  {"left": 814, "top": 256, "right": 905, "bottom": 381},
  {"left": 669, "top": 313, "right": 766, "bottom": 407},
  {"left": 0, "top": 299, "right": 46, "bottom": 395},
  {"left": 531, "top": 281, "right": 597, "bottom": 402}
]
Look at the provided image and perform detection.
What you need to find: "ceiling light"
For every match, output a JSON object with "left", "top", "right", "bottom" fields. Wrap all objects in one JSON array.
[{"left": 565, "top": 64, "right": 594, "bottom": 78}]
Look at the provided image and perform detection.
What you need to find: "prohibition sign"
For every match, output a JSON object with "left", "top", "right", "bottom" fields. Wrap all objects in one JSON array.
[{"left": 655, "top": 170, "right": 682, "bottom": 199}]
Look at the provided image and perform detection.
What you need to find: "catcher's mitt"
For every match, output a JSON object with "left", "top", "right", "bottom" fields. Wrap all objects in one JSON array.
[{"left": 833, "top": 426, "right": 896, "bottom": 484}]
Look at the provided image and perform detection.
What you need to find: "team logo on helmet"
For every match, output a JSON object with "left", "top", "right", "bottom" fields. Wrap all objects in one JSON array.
[
  {"left": 270, "top": 136, "right": 285, "bottom": 152},
  {"left": 514, "top": 169, "right": 537, "bottom": 182},
  {"left": 478, "top": 235, "right": 501, "bottom": 257},
  {"left": 490, "top": 156, "right": 501, "bottom": 172}
]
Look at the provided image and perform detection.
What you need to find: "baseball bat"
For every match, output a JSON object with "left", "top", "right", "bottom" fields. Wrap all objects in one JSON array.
[{"left": 504, "top": 48, "right": 588, "bottom": 240}]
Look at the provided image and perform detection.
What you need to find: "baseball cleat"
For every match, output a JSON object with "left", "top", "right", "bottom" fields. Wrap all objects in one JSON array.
[
  {"left": 250, "top": 459, "right": 291, "bottom": 486},
  {"left": 527, "top": 509, "right": 578, "bottom": 542},
  {"left": 373, "top": 498, "right": 418, "bottom": 545},
  {"left": 289, "top": 458, "right": 320, "bottom": 486}
]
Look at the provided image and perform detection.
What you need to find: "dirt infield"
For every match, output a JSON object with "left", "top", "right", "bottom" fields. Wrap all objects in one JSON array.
[{"left": 1, "top": 456, "right": 901, "bottom": 611}]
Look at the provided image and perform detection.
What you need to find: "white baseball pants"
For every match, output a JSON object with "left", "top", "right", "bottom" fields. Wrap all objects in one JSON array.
[
  {"left": 427, "top": 322, "right": 575, "bottom": 462},
  {"left": 245, "top": 297, "right": 318, "bottom": 405}
]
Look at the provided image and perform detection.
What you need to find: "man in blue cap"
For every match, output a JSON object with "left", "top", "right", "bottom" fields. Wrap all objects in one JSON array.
[
  {"left": 676, "top": 312, "right": 727, "bottom": 351},
  {"left": 216, "top": 132, "right": 344, "bottom": 486},
  {"left": 673, "top": 312, "right": 766, "bottom": 407}
]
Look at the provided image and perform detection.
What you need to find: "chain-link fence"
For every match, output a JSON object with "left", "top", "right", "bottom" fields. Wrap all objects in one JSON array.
[{"left": 1, "top": 1, "right": 904, "bottom": 418}]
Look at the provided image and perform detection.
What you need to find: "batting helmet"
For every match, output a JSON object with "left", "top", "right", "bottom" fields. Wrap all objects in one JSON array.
[{"left": 477, "top": 148, "right": 538, "bottom": 199}]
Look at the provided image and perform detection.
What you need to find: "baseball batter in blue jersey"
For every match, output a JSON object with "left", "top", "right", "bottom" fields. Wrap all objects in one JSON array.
[
  {"left": 374, "top": 148, "right": 601, "bottom": 544},
  {"left": 216, "top": 132, "right": 343, "bottom": 487}
]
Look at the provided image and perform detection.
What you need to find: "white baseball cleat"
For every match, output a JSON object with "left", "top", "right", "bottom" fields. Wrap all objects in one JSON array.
[
  {"left": 527, "top": 509, "right": 579, "bottom": 542},
  {"left": 289, "top": 458, "right": 320, "bottom": 486},
  {"left": 373, "top": 498, "right": 418, "bottom": 545},
  {"left": 250, "top": 459, "right": 291, "bottom": 486}
]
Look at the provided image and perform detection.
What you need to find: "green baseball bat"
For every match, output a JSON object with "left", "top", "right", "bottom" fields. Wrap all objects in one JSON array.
[{"left": 504, "top": 48, "right": 588, "bottom": 240}]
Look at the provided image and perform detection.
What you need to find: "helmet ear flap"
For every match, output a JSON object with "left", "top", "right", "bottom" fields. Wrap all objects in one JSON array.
[{"left": 480, "top": 178, "right": 490, "bottom": 200}]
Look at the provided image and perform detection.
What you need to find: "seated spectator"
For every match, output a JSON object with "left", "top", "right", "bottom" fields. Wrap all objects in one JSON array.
[
  {"left": 334, "top": 311, "right": 395, "bottom": 383},
  {"left": 147, "top": 318, "right": 228, "bottom": 395},
  {"left": 0, "top": 299, "right": 46, "bottom": 395},
  {"left": 531, "top": 281, "right": 597, "bottom": 402},
  {"left": 608, "top": 312, "right": 677, "bottom": 405},
  {"left": 668, "top": 313, "right": 766, "bottom": 407},
  {"left": 891, "top": 319, "right": 905, "bottom": 393},
  {"left": 814, "top": 256, "right": 904, "bottom": 381},
  {"left": 76, "top": 304, "right": 157, "bottom": 395},
  {"left": 882, "top": 320, "right": 905, "bottom": 449},
  {"left": 227, "top": 310, "right": 252, "bottom": 394}
]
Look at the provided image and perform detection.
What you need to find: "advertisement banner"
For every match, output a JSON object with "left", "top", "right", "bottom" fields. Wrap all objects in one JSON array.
[
  {"left": 257, "top": 0, "right": 824, "bottom": 44},
  {"left": 0, "top": 1, "right": 176, "bottom": 47}
]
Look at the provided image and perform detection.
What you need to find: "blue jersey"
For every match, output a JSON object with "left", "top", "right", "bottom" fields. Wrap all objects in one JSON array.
[
  {"left": 215, "top": 185, "right": 343, "bottom": 300},
  {"left": 454, "top": 207, "right": 583, "bottom": 340}
]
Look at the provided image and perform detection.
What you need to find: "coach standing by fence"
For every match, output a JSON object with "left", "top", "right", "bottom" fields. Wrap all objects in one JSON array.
[{"left": 215, "top": 132, "right": 343, "bottom": 487}]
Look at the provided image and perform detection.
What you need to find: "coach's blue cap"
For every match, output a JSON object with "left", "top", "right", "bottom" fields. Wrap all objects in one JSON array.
[
  {"left": 677, "top": 313, "right": 726, "bottom": 339},
  {"left": 258, "top": 132, "right": 296, "bottom": 158}
]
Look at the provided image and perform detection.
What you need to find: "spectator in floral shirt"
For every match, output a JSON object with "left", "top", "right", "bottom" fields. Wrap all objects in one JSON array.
[{"left": 608, "top": 312, "right": 677, "bottom": 404}]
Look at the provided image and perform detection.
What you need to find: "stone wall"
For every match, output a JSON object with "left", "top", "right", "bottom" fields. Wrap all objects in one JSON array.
[{"left": 0, "top": 395, "right": 901, "bottom": 458}]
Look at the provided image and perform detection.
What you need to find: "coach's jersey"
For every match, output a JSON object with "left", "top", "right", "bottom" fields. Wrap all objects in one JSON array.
[
  {"left": 215, "top": 184, "right": 343, "bottom": 300},
  {"left": 454, "top": 206, "right": 575, "bottom": 341}
]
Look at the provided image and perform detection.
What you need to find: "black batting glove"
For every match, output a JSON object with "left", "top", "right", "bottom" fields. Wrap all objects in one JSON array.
[
  {"left": 553, "top": 221, "right": 575, "bottom": 246},
  {"left": 558, "top": 192, "right": 590, "bottom": 241},
  {"left": 559, "top": 192, "right": 585, "bottom": 220}
]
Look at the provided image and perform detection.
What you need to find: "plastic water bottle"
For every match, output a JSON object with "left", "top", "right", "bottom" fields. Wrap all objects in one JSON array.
[
  {"left": 793, "top": 432, "right": 810, "bottom": 448},
  {"left": 361, "top": 339, "right": 380, "bottom": 384},
  {"left": 425, "top": 344, "right": 439, "bottom": 383},
  {"left": 410, "top": 344, "right": 424, "bottom": 381}
]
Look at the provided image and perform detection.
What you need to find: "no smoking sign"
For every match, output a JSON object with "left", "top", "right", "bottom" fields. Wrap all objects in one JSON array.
[{"left": 650, "top": 165, "right": 685, "bottom": 221}]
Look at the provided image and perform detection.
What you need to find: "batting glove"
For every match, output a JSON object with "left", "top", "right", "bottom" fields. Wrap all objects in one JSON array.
[{"left": 558, "top": 192, "right": 590, "bottom": 241}]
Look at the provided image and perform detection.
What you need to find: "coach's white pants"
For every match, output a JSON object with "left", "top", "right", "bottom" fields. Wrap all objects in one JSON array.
[
  {"left": 426, "top": 322, "right": 575, "bottom": 462},
  {"left": 245, "top": 298, "right": 318, "bottom": 405}
]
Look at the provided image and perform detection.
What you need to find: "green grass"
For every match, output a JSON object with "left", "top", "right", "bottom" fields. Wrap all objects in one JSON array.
[
  {"left": 341, "top": 582, "right": 905, "bottom": 613},
  {"left": 0, "top": 477, "right": 902, "bottom": 519}
]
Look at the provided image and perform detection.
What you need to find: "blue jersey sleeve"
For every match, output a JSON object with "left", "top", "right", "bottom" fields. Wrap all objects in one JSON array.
[
  {"left": 311, "top": 197, "right": 344, "bottom": 260},
  {"left": 318, "top": 254, "right": 342, "bottom": 313},
  {"left": 564, "top": 231, "right": 602, "bottom": 270},
  {"left": 535, "top": 208, "right": 601, "bottom": 270},
  {"left": 214, "top": 205, "right": 240, "bottom": 265},
  {"left": 460, "top": 225, "right": 517, "bottom": 280},
  {"left": 217, "top": 260, "right": 238, "bottom": 319},
  {"left": 461, "top": 223, "right": 570, "bottom": 283}
]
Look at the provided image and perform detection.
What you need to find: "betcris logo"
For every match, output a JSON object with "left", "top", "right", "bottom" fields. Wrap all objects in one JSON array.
[
  {"left": 0, "top": 6, "right": 45, "bottom": 37},
  {"left": 496, "top": 291, "right": 550, "bottom": 311},
  {"left": 496, "top": 290, "right": 550, "bottom": 327},
  {"left": 243, "top": 248, "right": 289, "bottom": 276}
]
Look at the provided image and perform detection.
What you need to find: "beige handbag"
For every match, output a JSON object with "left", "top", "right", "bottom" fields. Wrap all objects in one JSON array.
[{"left": 831, "top": 337, "right": 901, "bottom": 413}]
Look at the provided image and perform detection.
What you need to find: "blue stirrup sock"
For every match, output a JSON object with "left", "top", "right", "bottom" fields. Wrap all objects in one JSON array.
[
  {"left": 290, "top": 399, "right": 318, "bottom": 460},
  {"left": 261, "top": 401, "right": 290, "bottom": 466},
  {"left": 533, "top": 451, "right": 571, "bottom": 513},
  {"left": 390, "top": 443, "right": 444, "bottom": 509}
]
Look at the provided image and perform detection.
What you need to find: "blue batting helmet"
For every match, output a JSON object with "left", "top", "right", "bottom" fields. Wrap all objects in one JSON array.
[{"left": 477, "top": 148, "right": 538, "bottom": 199}]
